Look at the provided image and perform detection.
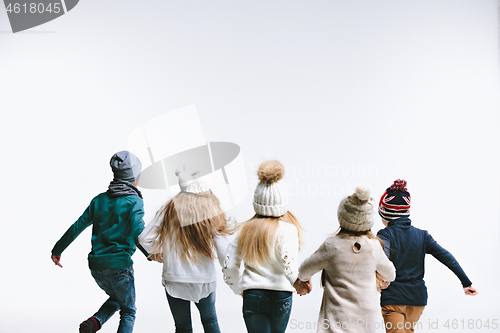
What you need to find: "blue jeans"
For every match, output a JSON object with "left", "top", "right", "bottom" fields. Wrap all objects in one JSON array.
[
  {"left": 90, "top": 267, "right": 136, "bottom": 333},
  {"left": 242, "top": 289, "right": 293, "bottom": 333},
  {"left": 166, "top": 291, "right": 220, "bottom": 333}
]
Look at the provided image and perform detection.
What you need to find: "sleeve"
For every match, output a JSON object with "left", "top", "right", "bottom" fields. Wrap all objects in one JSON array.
[
  {"left": 425, "top": 232, "right": 472, "bottom": 287},
  {"left": 377, "top": 228, "right": 391, "bottom": 258},
  {"left": 280, "top": 223, "right": 300, "bottom": 286},
  {"left": 51, "top": 199, "right": 94, "bottom": 256},
  {"left": 214, "top": 234, "right": 230, "bottom": 268},
  {"left": 138, "top": 215, "right": 162, "bottom": 255},
  {"left": 297, "top": 241, "right": 329, "bottom": 282},
  {"left": 375, "top": 241, "right": 396, "bottom": 282},
  {"left": 130, "top": 199, "right": 148, "bottom": 258},
  {"left": 222, "top": 237, "right": 243, "bottom": 295}
]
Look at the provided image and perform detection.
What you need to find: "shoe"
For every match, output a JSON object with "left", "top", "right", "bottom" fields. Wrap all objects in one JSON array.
[{"left": 79, "top": 318, "right": 97, "bottom": 333}]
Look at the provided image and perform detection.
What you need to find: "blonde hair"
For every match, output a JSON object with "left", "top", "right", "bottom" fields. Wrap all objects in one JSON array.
[
  {"left": 152, "top": 190, "right": 232, "bottom": 263},
  {"left": 237, "top": 211, "right": 303, "bottom": 266}
]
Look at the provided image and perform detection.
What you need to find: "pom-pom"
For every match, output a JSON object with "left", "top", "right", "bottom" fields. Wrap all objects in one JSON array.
[
  {"left": 354, "top": 184, "right": 371, "bottom": 201},
  {"left": 390, "top": 179, "right": 408, "bottom": 192},
  {"left": 258, "top": 160, "right": 284, "bottom": 184}
]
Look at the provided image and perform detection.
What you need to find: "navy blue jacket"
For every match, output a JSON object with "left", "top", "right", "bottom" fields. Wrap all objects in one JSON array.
[{"left": 377, "top": 217, "right": 471, "bottom": 306}]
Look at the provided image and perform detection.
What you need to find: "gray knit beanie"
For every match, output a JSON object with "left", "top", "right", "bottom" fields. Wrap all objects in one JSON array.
[
  {"left": 110, "top": 151, "right": 142, "bottom": 183},
  {"left": 337, "top": 184, "right": 376, "bottom": 232},
  {"left": 253, "top": 160, "right": 289, "bottom": 217}
]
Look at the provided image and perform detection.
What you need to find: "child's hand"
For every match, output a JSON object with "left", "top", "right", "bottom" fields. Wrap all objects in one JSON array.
[
  {"left": 51, "top": 255, "right": 63, "bottom": 268},
  {"left": 294, "top": 278, "right": 312, "bottom": 296},
  {"left": 463, "top": 285, "right": 478, "bottom": 296},
  {"left": 380, "top": 280, "right": 391, "bottom": 290},
  {"left": 303, "top": 280, "right": 312, "bottom": 293},
  {"left": 148, "top": 253, "right": 164, "bottom": 263}
]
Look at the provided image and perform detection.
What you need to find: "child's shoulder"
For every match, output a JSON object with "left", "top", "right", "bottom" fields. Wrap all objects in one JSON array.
[
  {"left": 93, "top": 192, "right": 143, "bottom": 207},
  {"left": 377, "top": 224, "right": 430, "bottom": 239}
]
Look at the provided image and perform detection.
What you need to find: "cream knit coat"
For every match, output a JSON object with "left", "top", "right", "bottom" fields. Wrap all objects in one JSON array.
[{"left": 298, "top": 235, "right": 395, "bottom": 333}]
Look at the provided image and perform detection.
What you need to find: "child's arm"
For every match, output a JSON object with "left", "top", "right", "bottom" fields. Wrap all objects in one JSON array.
[
  {"left": 138, "top": 215, "right": 162, "bottom": 257},
  {"left": 425, "top": 232, "right": 474, "bottom": 291},
  {"left": 222, "top": 238, "right": 243, "bottom": 295},
  {"left": 214, "top": 234, "right": 230, "bottom": 267},
  {"left": 130, "top": 199, "right": 149, "bottom": 258},
  {"left": 280, "top": 223, "right": 300, "bottom": 287},
  {"left": 297, "top": 240, "right": 329, "bottom": 283},
  {"left": 51, "top": 199, "right": 95, "bottom": 267},
  {"left": 375, "top": 240, "right": 396, "bottom": 282},
  {"left": 376, "top": 229, "right": 391, "bottom": 258}
]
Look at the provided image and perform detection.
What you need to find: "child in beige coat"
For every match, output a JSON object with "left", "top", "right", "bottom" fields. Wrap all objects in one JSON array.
[{"left": 297, "top": 185, "right": 395, "bottom": 333}]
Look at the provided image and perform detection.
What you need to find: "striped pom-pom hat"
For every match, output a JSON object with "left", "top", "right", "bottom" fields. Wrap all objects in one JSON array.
[{"left": 378, "top": 179, "right": 411, "bottom": 221}]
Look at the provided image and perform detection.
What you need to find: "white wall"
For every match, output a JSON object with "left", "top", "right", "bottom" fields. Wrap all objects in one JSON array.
[{"left": 0, "top": 1, "right": 498, "bottom": 332}]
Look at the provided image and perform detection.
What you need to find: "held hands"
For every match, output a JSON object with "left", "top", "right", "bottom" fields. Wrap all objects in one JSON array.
[
  {"left": 148, "top": 252, "right": 164, "bottom": 263},
  {"left": 293, "top": 278, "right": 312, "bottom": 296},
  {"left": 380, "top": 279, "right": 391, "bottom": 290},
  {"left": 51, "top": 255, "right": 63, "bottom": 268},
  {"left": 463, "top": 285, "right": 478, "bottom": 296}
]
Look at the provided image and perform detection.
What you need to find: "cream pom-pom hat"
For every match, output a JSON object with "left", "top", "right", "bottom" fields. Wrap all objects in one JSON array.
[
  {"left": 337, "top": 184, "right": 376, "bottom": 232},
  {"left": 253, "top": 160, "right": 289, "bottom": 217}
]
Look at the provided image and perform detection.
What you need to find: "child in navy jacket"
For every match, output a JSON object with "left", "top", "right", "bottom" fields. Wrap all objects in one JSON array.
[{"left": 377, "top": 179, "right": 477, "bottom": 333}]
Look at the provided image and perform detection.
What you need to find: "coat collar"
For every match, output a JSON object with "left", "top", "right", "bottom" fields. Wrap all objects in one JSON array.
[{"left": 388, "top": 216, "right": 412, "bottom": 227}]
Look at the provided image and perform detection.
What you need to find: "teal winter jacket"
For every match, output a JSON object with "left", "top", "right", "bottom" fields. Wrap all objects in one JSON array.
[{"left": 52, "top": 192, "right": 147, "bottom": 270}]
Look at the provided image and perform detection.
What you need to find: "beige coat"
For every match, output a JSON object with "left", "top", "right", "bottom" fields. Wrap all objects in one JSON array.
[{"left": 298, "top": 235, "right": 396, "bottom": 333}]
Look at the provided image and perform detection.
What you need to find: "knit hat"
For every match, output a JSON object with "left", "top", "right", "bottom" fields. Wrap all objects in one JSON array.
[
  {"left": 378, "top": 179, "right": 411, "bottom": 221},
  {"left": 253, "top": 160, "right": 289, "bottom": 217},
  {"left": 337, "top": 184, "right": 376, "bottom": 232},
  {"left": 110, "top": 151, "right": 142, "bottom": 183},
  {"left": 175, "top": 164, "right": 211, "bottom": 193}
]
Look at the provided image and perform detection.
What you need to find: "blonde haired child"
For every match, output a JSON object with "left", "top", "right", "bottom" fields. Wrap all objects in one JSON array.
[
  {"left": 297, "top": 185, "right": 396, "bottom": 333},
  {"left": 139, "top": 165, "right": 232, "bottom": 333},
  {"left": 223, "top": 160, "right": 306, "bottom": 333}
]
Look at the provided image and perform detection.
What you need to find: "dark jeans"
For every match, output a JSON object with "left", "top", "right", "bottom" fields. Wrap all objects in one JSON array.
[
  {"left": 242, "top": 289, "right": 293, "bottom": 333},
  {"left": 90, "top": 267, "right": 136, "bottom": 333},
  {"left": 166, "top": 291, "right": 221, "bottom": 333}
]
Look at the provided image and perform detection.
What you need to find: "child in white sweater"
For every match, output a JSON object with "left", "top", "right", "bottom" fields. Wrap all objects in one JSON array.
[
  {"left": 223, "top": 160, "right": 306, "bottom": 333},
  {"left": 139, "top": 165, "right": 232, "bottom": 333},
  {"left": 297, "top": 185, "right": 396, "bottom": 333}
]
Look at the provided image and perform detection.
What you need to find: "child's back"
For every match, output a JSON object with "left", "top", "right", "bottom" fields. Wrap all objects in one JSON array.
[
  {"left": 377, "top": 179, "right": 476, "bottom": 333},
  {"left": 51, "top": 151, "right": 147, "bottom": 333},
  {"left": 315, "top": 235, "right": 394, "bottom": 326},
  {"left": 298, "top": 185, "right": 395, "bottom": 333}
]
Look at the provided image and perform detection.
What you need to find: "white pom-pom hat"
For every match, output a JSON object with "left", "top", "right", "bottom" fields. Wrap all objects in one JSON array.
[
  {"left": 253, "top": 160, "right": 289, "bottom": 217},
  {"left": 175, "top": 164, "right": 211, "bottom": 193},
  {"left": 337, "top": 184, "right": 376, "bottom": 232}
]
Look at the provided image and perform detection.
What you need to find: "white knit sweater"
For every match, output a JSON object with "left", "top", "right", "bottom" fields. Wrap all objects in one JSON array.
[
  {"left": 223, "top": 221, "right": 299, "bottom": 295},
  {"left": 139, "top": 216, "right": 228, "bottom": 301}
]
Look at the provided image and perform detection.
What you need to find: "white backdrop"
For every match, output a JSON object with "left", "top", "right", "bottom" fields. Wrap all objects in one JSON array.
[{"left": 0, "top": 1, "right": 499, "bottom": 332}]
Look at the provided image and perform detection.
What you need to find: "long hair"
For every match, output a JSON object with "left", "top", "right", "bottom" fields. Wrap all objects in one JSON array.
[
  {"left": 334, "top": 227, "right": 387, "bottom": 291},
  {"left": 236, "top": 211, "right": 303, "bottom": 266},
  {"left": 152, "top": 190, "right": 232, "bottom": 263}
]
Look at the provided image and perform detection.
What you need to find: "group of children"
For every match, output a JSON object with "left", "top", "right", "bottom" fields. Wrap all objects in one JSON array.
[{"left": 51, "top": 151, "right": 477, "bottom": 333}]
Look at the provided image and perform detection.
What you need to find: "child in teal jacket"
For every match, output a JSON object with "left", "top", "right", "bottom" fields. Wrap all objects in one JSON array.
[{"left": 51, "top": 151, "right": 148, "bottom": 333}]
